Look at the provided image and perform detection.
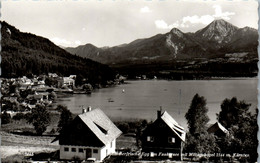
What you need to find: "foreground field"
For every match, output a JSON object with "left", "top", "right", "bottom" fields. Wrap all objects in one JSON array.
[{"left": 1, "top": 131, "right": 59, "bottom": 161}]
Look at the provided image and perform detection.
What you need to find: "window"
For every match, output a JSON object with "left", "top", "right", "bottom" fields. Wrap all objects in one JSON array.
[
  {"left": 71, "top": 148, "right": 76, "bottom": 152},
  {"left": 64, "top": 147, "right": 69, "bottom": 152},
  {"left": 147, "top": 136, "right": 154, "bottom": 142},
  {"left": 79, "top": 148, "right": 84, "bottom": 153},
  {"left": 168, "top": 137, "right": 175, "bottom": 143},
  {"left": 93, "top": 149, "right": 98, "bottom": 153}
]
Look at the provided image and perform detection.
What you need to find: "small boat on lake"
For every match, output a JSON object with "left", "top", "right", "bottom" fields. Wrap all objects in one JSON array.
[{"left": 108, "top": 98, "right": 114, "bottom": 102}]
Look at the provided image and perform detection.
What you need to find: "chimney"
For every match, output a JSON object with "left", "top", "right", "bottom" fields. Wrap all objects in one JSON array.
[
  {"left": 157, "top": 106, "right": 162, "bottom": 119},
  {"left": 82, "top": 108, "right": 87, "bottom": 113},
  {"left": 87, "top": 106, "right": 92, "bottom": 112}
]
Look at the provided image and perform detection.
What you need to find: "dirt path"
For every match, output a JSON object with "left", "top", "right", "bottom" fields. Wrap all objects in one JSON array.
[{"left": 0, "top": 131, "right": 59, "bottom": 158}]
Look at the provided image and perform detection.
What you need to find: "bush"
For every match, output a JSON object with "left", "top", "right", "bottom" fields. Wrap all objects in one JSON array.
[
  {"left": 116, "top": 122, "right": 130, "bottom": 134},
  {"left": 12, "top": 113, "right": 25, "bottom": 120}
]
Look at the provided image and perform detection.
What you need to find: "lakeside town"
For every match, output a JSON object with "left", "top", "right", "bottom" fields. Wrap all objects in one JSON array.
[{"left": 1, "top": 73, "right": 127, "bottom": 116}]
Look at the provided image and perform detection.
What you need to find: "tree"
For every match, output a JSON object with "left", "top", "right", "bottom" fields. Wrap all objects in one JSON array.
[
  {"left": 217, "top": 97, "right": 251, "bottom": 129},
  {"left": 136, "top": 120, "right": 149, "bottom": 148},
  {"left": 116, "top": 122, "right": 130, "bottom": 134},
  {"left": 217, "top": 97, "right": 257, "bottom": 162},
  {"left": 48, "top": 91, "right": 57, "bottom": 101},
  {"left": 27, "top": 104, "right": 50, "bottom": 135},
  {"left": 75, "top": 74, "right": 84, "bottom": 86},
  {"left": 83, "top": 84, "right": 93, "bottom": 93},
  {"left": 184, "top": 94, "right": 217, "bottom": 153},
  {"left": 57, "top": 105, "right": 73, "bottom": 132},
  {"left": 1, "top": 111, "right": 11, "bottom": 124},
  {"left": 2, "top": 98, "right": 19, "bottom": 112},
  {"left": 20, "top": 88, "right": 33, "bottom": 98},
  {"left": 185, "top": 94, "right": 209, "bottom": 135},
  {"left": 45, "top": 77, "right": 58, "bottom": 87}
]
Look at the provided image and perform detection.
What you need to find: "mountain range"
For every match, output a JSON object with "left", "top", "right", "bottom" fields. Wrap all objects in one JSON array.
[{"left": 65, "top": 19, "right": 258, "bottom": 65}]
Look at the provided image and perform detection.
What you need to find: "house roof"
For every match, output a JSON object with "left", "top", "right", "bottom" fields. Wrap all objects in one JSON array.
[
  {"left": 160, "top": 111, "right": 186, "bottom": 142},
  {"left": 78, "top": 108, "right": 122, "bottom": 145},
  {"left": 208, "top": 122, "right": 229, "bottom": 134},
  {"left": 27, "top": 94, "right": 43, "bottom": 100}
]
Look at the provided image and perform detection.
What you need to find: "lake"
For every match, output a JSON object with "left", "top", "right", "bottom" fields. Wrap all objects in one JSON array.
[{"left": 56, "top": 78, "right": 258, "bottom": 129}]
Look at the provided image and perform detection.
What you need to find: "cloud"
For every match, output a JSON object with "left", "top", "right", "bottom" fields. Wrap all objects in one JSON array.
[
  {"left": 75, "top": 40, "right": 81, "bottom": 45},
  {"left": 50, "top": 37, "right": 81, "bottom": 47},
  {"left": 155, "top": 20, "right": 179, "bottom": 29},
  {"left": 51, "top": 37, "right": 72, "bottom": 46},
  {"left": 155, "top": 20, "right": 169, "bottom": 29},
  {"left": 140, "top": 6, "right": 152, "bottom": 13},
  {"left": 213, "top": 4, "right": 235, "bottom": 20},
  {"left": 155, "top": 4, "right": 235, "bottom": 30},
  {"left": 182, "top": 15, "right": 214, "bottom": 25}
]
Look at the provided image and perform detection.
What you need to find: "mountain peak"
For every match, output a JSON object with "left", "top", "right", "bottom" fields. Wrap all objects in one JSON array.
[
  {"left": 195, "top": 19, "right": 238, "bottom": 45},
  {"left": 211, "top": 19, "right": 228, "bottom": 24},
  {"left": 170, "top": 28, "right": 184, "bottom": 38},
  {"left": 207, "top": 19, "right": 238, "bottom": 30}
]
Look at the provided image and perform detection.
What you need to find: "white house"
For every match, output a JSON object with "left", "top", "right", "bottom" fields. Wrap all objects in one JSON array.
[
  {"left": 53, "top": 107, "right": 122, "bottom": 161},
  {"left": 63, "top": 77, "right": 75, "bottom": 88}
]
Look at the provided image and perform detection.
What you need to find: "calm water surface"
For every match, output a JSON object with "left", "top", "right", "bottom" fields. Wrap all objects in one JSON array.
[{"left": 57, "top": 78, "right": 258, "bottom": 129}]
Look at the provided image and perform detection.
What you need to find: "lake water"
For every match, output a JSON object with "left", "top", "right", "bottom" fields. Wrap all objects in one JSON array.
[{"left": 56, "top": 78, "right": 258, "bottom": 129}]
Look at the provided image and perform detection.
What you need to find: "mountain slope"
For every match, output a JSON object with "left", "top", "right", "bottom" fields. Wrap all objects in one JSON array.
[
  {"left": 220, "top": 27, "right": 258, "bottom": 52},
  {"left": 1, "top": 21, "right": 116, "bottom": 85},
  {"left": 65, "top": 43, "right": 101, "bottom": 58}
]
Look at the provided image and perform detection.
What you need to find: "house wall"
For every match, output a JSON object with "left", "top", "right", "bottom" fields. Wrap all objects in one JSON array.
[
  {"left": 60, "top": 145, "right": 102, "bottom": 161},
  {"left": 100, "top": 139, "right": 116, "bottom": 161},
  {"left": 60, "top": 139, "right": 117, "bottom": 161}
]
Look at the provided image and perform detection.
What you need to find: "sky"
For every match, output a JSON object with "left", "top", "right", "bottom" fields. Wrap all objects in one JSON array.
[{"left": 1, "top": 0, "right": 258, "bottom": 48}]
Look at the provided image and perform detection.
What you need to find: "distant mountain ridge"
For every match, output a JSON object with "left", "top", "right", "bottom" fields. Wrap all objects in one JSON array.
[{"left": 65, "top": 19, "right": 258, "bottom": 65}]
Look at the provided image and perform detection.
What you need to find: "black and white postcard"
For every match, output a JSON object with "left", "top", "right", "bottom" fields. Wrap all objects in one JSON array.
[{"left": 0, "top": 0, "right": 258, "bottom": 162}]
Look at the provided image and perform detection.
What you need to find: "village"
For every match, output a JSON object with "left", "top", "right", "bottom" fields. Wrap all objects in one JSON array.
[{"left": 0, "top": 73, "right": 127, "bottom": 117}]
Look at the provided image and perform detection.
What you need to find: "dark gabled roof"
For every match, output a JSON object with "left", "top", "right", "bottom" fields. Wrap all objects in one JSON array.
[
  {"left": 78, "top": 108, "right": 122, "bottom": 145},
  {"left": 208, "top": 122, "right": 229, "bottom": 134},
  {"left": 160, "top": 111, "right": 186, "bottom": 142}
]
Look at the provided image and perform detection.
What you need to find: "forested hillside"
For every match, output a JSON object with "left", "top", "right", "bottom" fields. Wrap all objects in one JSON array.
[{"left": 1, "top": 21, "right": 116, "bottom": 85}]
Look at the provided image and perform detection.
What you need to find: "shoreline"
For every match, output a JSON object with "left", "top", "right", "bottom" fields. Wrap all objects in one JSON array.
[{"left": 126, "top": 76, "right": 257, "bottom": 81}]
